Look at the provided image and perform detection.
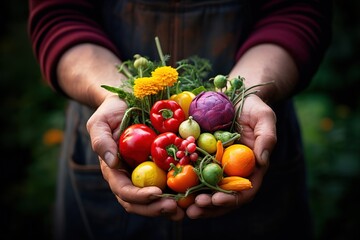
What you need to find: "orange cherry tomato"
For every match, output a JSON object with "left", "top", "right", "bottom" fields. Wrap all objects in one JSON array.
[
  {"left": 177, "top": 194, "right": 196, "bottom": 209},
  {"left": 221, "top": 144, "right": 255, "bottom": 177}
]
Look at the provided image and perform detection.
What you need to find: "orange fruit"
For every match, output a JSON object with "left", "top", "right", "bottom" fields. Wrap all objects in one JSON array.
[
  {"left": 177, "top": 194, "right": 196, "bottom": 209},
  {"left": 221, "top": 144, "right": 255, "bottom": 177},
  {"left": 131, "top": 161, "right": 167, "bottom": 190}
]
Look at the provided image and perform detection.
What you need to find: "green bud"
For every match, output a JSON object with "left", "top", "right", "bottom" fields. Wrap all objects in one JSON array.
[
  {"left": 230, "top": 76, "right": 244, "bottom": 90},
  {"left": 134, "top": 56, "right": 149, "bottom": 69},
  {"left": 213, "top": 130, "right": 240, "bottom": 147},
  {"left": 213, "top": 74, "right": 228, "bottom": 89}
]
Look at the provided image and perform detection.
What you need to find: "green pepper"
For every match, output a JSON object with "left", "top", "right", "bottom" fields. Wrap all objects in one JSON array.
[{"left": 213, "top": 130, "right": 241, "bottom": 147}]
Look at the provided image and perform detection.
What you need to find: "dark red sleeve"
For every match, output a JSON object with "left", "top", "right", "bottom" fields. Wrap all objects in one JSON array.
[
  {"left": 236, "top": 0, "right": 332, "bottom": 90},
  {"left": 28, "top": 0, "right": 119, "bottom": 93}
]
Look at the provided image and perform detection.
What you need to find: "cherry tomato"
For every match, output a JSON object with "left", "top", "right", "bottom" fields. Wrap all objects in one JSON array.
[
  {"left": 197, "top": 132, "right": 217, "bottom": 154},
  {"left": 213, "top": 74, "right": 228, "bottom": 89},
  {"left": 202, "top": 162, "right": 223, "bottom": 186},
  {"left": 221, "top": 144, "right": 255, "bottom": 177},
  {"left": 119, "top": 124, "right": 157, "bottom": 169},
  {"left": 186, "top": 143, "right": 197, "bottom": 153},
  {"left": 177, "top": 194, "right": 196, "bottom": 209}
]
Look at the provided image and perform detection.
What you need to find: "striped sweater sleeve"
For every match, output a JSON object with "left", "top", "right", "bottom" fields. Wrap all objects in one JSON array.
[
  {"left": 237, "top": 0, "right": 332, "bottom": 90},
  {"left": 28, "top": 0, "right": 119, "bottom": 93}
]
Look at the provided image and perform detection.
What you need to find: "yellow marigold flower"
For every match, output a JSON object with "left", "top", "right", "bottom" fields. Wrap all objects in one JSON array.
[
  {"left": 151, "top": 66, "right": 178, "bottom": 87},
  {"left": 134, "top": 77, "right": 161, "bottom": 99}
]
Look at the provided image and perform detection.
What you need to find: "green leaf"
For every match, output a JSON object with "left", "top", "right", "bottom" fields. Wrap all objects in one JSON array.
[
  {"left": 192, "top": 86, "right": 207, "bottom": 95},
  {"left": 101, "top": 85, "right": 122, "bottom": 94}
]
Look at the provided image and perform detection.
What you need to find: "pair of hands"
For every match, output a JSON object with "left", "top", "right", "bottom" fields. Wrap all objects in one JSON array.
[{"left": 86, "top": 92, "right": 277, "bottom": 221}]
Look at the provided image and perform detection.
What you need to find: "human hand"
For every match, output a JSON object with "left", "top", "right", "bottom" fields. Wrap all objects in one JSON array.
[
  {"left": 87, "top": 94, "right": 185, "bottom": 220},
  {"left": 86, "top": 94, "right": 128, "bottom": 168},
  {"left": 99, "top": 159, "right": 185, "bottom": 221},
  {"left": 185, "top": 94, "right": 277, "bottom": 218}
]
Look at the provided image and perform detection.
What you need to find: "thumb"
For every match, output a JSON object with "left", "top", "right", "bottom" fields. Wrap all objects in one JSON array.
[
  {"left": 253, "top": 122, "right": 277, "bottom": 170},
  {"left": 87, "top": 119, "right": 120, "bottom": 168}
]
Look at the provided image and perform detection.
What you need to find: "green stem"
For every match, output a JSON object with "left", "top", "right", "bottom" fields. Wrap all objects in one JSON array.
[
  {"left": 167, "top": 86, "right": 171, "bottom": 99},
  {"left": 156, "top": 182, "right": 209, "bottom": 199},
  {"left": 155, "top": 36, "right": 166, "bottom": 66},
  {"left": 160, "top": 108, "right": 174, "bottom": 119},
  {"left": 222, "top": 133, "right": 241, "bottom": 146},
  {"left": 166, "top": 147, "right": 179, "bottom": 161},
  {"left": 229, "top": 81, "right": 274, "bottom": 132},
  {"left": 184, "top": 183, "right": 209, "bottom": 196},
  {"left": 243, "top": 81, "right": 274, "bottom": 95},
  {"left": 195, "top": 147, "right": 216, "bottom": 160},
  {"left": 154, "top": 193, "right": 185, "bottom": 200},
  {"left": 119, "top": 107, "right": 143, "bottom": 135},
  {"left": 117, "top": 63, "right": 133, "bottom": 79},
  {"left": 141, "top": 101, "right": 145, "bottom": 124},
  {"left": 175, "top": 81, "right": 181, "bottom": 94},
  {"left": 197, "top": 154, "right": 234, "bottom": 194},
  {"left": 230, "top": 87, "right": 245, "bottom": 132}
]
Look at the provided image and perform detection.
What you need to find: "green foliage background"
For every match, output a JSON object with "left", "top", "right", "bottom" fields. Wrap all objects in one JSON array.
[{"left": 0, "top": 1, "right": 359, "bottom": 239}]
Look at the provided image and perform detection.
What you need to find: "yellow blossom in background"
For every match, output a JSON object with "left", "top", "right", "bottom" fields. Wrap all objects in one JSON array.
[
  {"left": 134, "top": 77, "right": 161, "bottom": 99},
  {"left": 151, "top": 66, "right": 178, "bottom": 88}
]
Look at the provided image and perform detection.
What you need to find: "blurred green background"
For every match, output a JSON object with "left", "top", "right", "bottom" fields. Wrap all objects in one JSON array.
[{"left": 1, "top": 1, "right": 359, "bottom": 239}]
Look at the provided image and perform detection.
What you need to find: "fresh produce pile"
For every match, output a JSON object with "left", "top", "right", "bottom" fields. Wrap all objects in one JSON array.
[{"left": 102, "top": 37, "right": 269, "bottom": 208}]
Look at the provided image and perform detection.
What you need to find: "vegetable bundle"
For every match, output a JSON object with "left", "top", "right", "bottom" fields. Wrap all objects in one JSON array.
[{"left": 102, "top": 37, "right": 270, "bottom": 207}]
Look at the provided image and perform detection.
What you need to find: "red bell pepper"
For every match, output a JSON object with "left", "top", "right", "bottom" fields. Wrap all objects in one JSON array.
[
  {"left": 150, "top": 100, "right": 186, "bottom": 133},
  {"left": 150, "top": 132, "right": 184, "bottom": 171}
]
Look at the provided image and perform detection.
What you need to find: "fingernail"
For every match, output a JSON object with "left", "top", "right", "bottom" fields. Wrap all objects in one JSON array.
[
  {"left": 261, "top": 150, "right": 269, "bottom": 163},
  {"left": 104, "top": 152, "right": 116, "bottom": 167}
]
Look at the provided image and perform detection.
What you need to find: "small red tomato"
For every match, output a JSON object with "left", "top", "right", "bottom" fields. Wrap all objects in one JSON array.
[
  {"left": 119, "top": 124, "right": 157, "bottom": 169},
  {"left": 177, "top": 194, "right": 196, "bottom": 209}
]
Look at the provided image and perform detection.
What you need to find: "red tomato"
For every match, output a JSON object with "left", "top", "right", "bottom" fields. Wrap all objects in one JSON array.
[
  {"left": 177, "top": 194, "right": 196, "bottom": 209},
  {"left": 119, "top": 124, "right": 157, "bottom": 169}
]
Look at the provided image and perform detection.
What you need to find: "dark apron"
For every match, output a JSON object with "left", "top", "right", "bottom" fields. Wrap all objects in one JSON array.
[{"left": 54, "top": 1, "right": 313, "bottom": 239}]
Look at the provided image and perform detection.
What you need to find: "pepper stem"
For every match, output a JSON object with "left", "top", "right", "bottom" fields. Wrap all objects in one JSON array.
[
  {"left": 166, "top": 145, "right": 178, "bottom": 160},
  {"left": 169, "top": 163, "right": 182, "bottom": 176},
  {"left": 159, "top": 108, "right": 174, "bottom": 119}
]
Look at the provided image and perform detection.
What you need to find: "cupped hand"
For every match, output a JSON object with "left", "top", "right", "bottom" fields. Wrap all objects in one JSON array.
[
  {"left": 87, "top": 94, "right": 185, "bottom": 220},
  {"left": 86, "top": 94, "right": 127, "bottom": 168},
  {"left": 186, "top": 94, "right": 277, "bottom": 219},
  {"left": 99, "top": 159, "right": 185, "bottom": 221}
]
